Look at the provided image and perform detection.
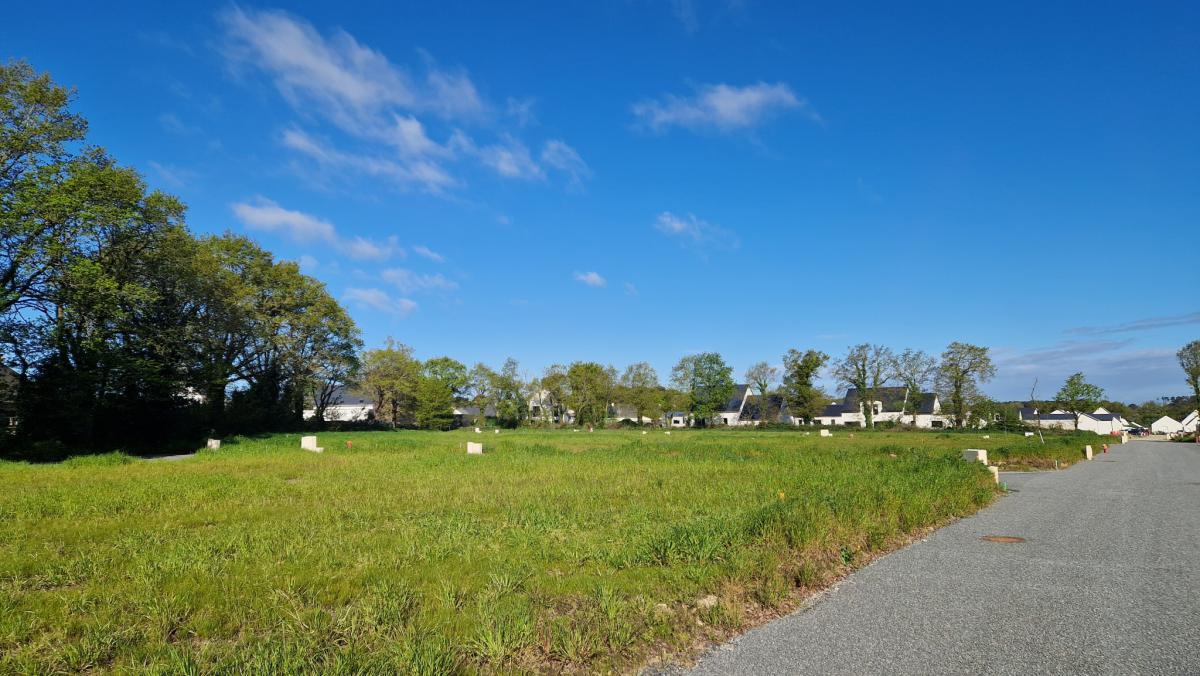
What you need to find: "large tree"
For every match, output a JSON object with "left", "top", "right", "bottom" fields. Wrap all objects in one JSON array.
[
  {"left": 831, "top": 344, "right": 894, "bottom": 428},
  {"left": 415, "top": 356, "right": 467, "bottom": 430},
  {"left": 893, "top": 348, "right": 938, "bottom": 426},
  {"left": 493, "top": 357, "right": 526, "bottom": 428},
  {"left": 780, "top": 348, "right": 828, "bottom": 423},
  {"left": 618, "top": 362, "right": 662, "bottom": 426},
  {"left": 935, "top": 342, "right": 996, "bottom": 428},
  {"left": 362, "top": 340, "right": 420, "bottom": 428},
  {"left": 1179, "top": 340, "right": 1200, "bottom": 410},
  {"left": 0, "top": 60, "right": 89, "bottom": 317},
  {"left": 1054, "top": 372, "right": 1105, "bottom": 428},
  {"left": 565, "top": 361, "right": 614, "bottom": 426},
  {"left": 670, "top": 352, "right": 735, "bottom": 426},
  {"left": 744, "top": 361, "right": 778, "bottom": 419}
]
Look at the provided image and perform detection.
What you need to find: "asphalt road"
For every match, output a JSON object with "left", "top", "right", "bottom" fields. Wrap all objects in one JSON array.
[{"left": 687, "top": 441, "right": 1200, "bottom": 675}]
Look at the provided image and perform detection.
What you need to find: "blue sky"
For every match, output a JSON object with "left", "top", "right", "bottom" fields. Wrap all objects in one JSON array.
[{"left": 4, "top": 1, "right": 1198, "bottom": 402}]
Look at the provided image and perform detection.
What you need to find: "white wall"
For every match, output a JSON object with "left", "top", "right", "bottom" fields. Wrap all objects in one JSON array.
[
  {"left": 303, "top": 404, "right": 373, "bottom": 422},
  {"left": 1151, "top": 416, "right": 1183, "bottom": 434}
]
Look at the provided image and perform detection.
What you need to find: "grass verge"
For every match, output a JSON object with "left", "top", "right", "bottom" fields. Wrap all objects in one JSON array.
[{"left": 0, "top": 429, "right": 1092, "bottom": 672}]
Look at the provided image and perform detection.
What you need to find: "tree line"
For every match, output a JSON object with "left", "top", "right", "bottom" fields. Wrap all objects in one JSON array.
[
  {"left": 1, "top": 61, "right": 359, "bottom": 453},
  {"left": 352, "top": 341, "right": 1003, "bottom": 430}
]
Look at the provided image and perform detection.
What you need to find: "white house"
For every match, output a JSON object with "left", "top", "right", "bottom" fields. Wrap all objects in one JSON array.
[
  {"left": 816, "top": 387, "right": 951, "bottom": 428},
  {"left": 1019, "top": 407, "right": 1132, "bottom": 435},
  {"left": 1182, "top": 411, "right": 1199, "bottom": 433},
  {"left": 714, "top": 385, "right": 753, "bottom": 426},
  {"left": 1150, "top": 415, "right": 1183, "bottom": 435},
  {"left": 665, "top": 411, "right": 691, "bottom": 427},
  {"left": 302, "top": 388, "right": 374, "bottom": 422}
]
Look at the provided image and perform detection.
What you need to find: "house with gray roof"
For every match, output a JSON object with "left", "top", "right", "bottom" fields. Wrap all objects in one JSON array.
[{"left": 815, "top": 387, "right": 950, "bottom": 428}]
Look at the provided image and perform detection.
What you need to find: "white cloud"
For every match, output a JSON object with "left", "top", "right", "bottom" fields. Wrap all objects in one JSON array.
[
  {"left": 506, "top": 97, "right": 537, "bottom": 126},
  {"left": 633, "top": 82, "right": 819, "bottom": 133},
  {"left": 159, "top": 113, "right": 198, "bottom": 135},
  {"left": 219, "top": 7, "right": 588, "bottom": 192},
  {"left": 298, "top": 254, "right": 319, "bottom": 271},
  {"left": 573, "top": 271, "right": 606, "bottom": 287},
  {"left": 230, "top": 197, "right": 402, "bottom": 261},
  {"left": 147, "top": 161, "right": 196, "bottom": 188},
  {"left": 654, "top": 211, "right": 739, "bottom": 249},
  {"left": 1067, "top": 312, "right": 1200, "bottom": 336},
  {"left": 220, "top": 7, "right": 481, "bottom": 124},
  {"left": 381, "top": 268, "right": 458, "bottom": 293},
  {"left": 412, "top": 245, "right": 445, "bottom": 263},
  {"left": 281, "top": 127, "right": 456, "bottom": 193},
  {"left": 540, "top": 140, "right": 592, "bottom": 188},
  {"left": 670, "top": 0, "right": 699, "bottom": 32},
  {"left": 475, "top": 136, "right": 544, "bottom": 180},
  {"left": 344, "top": 287, "right": 418, "bottom": 317},
  {"left": 232, "top": 197, "right": 337, "bottom": 242},
  {"left": 624, "top": 282, "right": 638, "bottom": 296}
]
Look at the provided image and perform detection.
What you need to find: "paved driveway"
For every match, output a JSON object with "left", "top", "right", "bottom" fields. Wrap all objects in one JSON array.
[{"left": 688, "top": 441, "right": 1200, "bottom": 675}]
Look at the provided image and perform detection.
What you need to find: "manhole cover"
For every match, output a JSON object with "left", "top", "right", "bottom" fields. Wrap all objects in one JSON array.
[{"left": 981, "top": 535, "right": 1026, "bottom": 543}]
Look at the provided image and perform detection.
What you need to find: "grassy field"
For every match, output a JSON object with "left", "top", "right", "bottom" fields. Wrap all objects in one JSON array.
[{"left": 0, "top": 428, "right": 1101, "bottom": 673}]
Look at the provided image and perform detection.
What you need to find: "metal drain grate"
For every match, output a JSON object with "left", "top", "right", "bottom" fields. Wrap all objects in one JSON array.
[{"left": 981, "top": 535, "right": 1026, "bottom": 543}]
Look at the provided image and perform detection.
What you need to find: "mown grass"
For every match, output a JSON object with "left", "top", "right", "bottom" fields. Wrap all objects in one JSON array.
[{"left": 0, "top": 428, "right": 1096, "bottom": 672}]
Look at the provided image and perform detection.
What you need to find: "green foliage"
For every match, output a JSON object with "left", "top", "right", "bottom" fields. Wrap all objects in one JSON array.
[
  {"left": 566, "top": 361, "right": 614, "bottom": 425},
  {"left": 617, "top": 362, "right": 662, "bottom": 424},
  {"left": 0, "top": 62, "right": 360, "bottom": 453},
  {"left": 781, "top": 348, "right": 829, "bottom": 422},
  {"left": 361, "top": 340, "right": 420, "bottom": 428},
  {"left": 1054, "top": 372, "right": 1105, "bottom": 426},
  {"left": 670, "top": 352, "right": 734, "bottom": 425},
  {"left": 1179, "top": 340, "right": 1200, "bottom": 409},
  {"left": 831, "top": 344, "right": 894, "bottom": 427},
  {"left": 935, "top": 342, "right": 996, "bottom": 428}
]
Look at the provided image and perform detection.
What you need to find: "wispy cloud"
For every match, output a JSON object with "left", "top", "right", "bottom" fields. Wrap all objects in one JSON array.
[
  {"left": 1067, "top": 311, "right": 1200, "bottom": 336},
  {"left": 159, "top": 113, "right": 199, "bottom": 135},
  {"left": 280, "top": 127, "right": 456, "bottom": 193},
  {"left": 147, "top": 161, "right": 197, "bottom": 188},
  {"left": 540, "top": 140, "right": 592, "bottom": 189},
  {"left": 219, "top": 7, "right": 588, "bottom": 191},
  {"left": 654, "top": 211, "right": 739, "bottom": 250},
  {"left": 230, "top": 196, "right": 401, "bottom": 261},
  {"left": 344, "top": 288, "right": 417, "bottom": 317},
  {"left": 412, "top": 245, "right": 445, "bottom": 263},
  {"left": 670, "top": 0, "right": 699, "bottom": 32},
  {"left": 633, "top": 82, "right": 819, "bottom": 133},
  {"left": 573, "top": 271, "right": 606, "bottom": 287},
  {"left": 624, "top": 282, "right": 638, "bottom": 296},
  {"left": 381, "top": 268, "right": 458, "bottom": 293}
]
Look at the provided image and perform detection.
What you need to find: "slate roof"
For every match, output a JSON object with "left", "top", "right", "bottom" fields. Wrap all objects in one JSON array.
[
  {"left": 1019, "top": 408, "right": 1076, "bottom": 421},
  {"left": 321, "top": 387, "right": 373, "bottom": 407},
  {"left": 843, "top": 387, "right": 936, "bottom": 414},
  {"left": 739, "top": 394, "right": 788, "bottom": 423},
  {"left": 721, "top": 384, "right": 750, "bottom": 413},
  {"left": 820, "top": 403, "right": 848, "bottom": 417}
]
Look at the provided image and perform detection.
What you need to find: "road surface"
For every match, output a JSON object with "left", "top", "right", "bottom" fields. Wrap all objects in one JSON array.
[{"left": 687, "top": 441, "right": 1200, "bottom": 675}]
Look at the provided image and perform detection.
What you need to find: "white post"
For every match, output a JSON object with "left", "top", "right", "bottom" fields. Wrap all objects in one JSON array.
[
  {"left": 1083, "top": 445, "right": 1093, "bottom": 460},
  {"left": 962, "top": 449, "right": 988, "bottom": 464}
]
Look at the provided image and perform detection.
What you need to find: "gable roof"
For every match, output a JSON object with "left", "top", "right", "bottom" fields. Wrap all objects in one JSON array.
[
  {"left": 318, "top": 386, "right": 373, "bottom": 407},
  {"left": 820, "top": 403, "right": 848, "bottom": 418},
  {"left": 721, "top": 384, "right": 751, "bottom": 413},
  {"left": 739, "top": 394, "right": 788, "bottom": 423},
  {"left": 843, "top": 387, "right": 936, "bottom": 414}
]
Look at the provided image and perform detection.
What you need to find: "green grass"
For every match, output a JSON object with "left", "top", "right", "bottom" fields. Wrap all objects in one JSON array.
[{"left": 0, "top": 428, "right": 1095, "bottom": 672}]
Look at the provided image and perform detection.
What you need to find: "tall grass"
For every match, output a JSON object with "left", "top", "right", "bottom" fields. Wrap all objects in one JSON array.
[{"left": 0, "top": 428, "right": 1091, "bottom": 672}]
